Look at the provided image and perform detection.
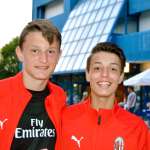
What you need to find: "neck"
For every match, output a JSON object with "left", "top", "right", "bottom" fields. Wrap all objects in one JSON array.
[
  {"left": 91, "top": 94, "right": 115, "bottom": 110},
  {"left": 23, "top": 73, "right": 48, "bottom": 91}
]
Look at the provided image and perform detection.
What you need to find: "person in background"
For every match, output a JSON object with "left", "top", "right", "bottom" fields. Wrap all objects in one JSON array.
[
  {"left": 61, "top": 42, "right": 149, "bottom": 150},
  {"left": 0, "top": 19, "right": 66, "bottom": 150},
  {"left": 126, "top": 86, "right": 137, "bottom": 113}
]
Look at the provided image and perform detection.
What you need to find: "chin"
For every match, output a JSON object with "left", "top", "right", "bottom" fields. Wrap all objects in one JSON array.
[
  {"left": 33, "top": 74, "right": 50, "bottom": 80},
  {"left": 96, "top": 92, "right": 111, "bottom": 97}
]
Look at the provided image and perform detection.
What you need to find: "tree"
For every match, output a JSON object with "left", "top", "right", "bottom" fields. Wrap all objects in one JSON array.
[{"left": 0, "top": 37, "right": 20, "bottom": 79}]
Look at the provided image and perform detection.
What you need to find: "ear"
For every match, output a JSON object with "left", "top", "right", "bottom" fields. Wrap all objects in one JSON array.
[
  {"left": 85, "top": 70, "right": 90, "bottom": 82},
  {"left": 118, "top": 73, "right": 124, "bottom": 84},
  {"left": 15, "top": 46, "right": 24, "bottom": 62}
]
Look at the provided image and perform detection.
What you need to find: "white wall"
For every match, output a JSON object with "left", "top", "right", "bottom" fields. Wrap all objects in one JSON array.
[{"left": 45, "top": 0, "right": 64, "bottom": 19}]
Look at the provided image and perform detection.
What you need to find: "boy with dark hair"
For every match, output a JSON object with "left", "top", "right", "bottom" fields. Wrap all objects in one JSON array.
[{"left": 61, "top": 42, "right": 149, "bottom": 150}]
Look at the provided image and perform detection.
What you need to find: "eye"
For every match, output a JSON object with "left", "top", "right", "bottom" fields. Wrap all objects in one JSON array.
[
  {"left": 94, "top": 67, "right": 99, "bottom": 70},
  {"left": 111, "top": 67, "right": 119, "bottom": 72},
  {"left": 93, "top": 66, "right": 101, "bottom": 71},
  {"left": 31, "top": 49, "right": 39, "bottom": 54},
  {"left": 48, "top": 50, "right": 55, "bottom": 54},
  {"left": 47, "top": 49, "right": 58, "bottom": 55},
  {"left": 112, "top": 67, "right": 117, "bottom": 71}
]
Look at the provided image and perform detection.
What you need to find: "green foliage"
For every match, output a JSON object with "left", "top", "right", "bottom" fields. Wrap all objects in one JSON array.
[{"left": 0, "top": 37, "right": 20, "bottom": 79}]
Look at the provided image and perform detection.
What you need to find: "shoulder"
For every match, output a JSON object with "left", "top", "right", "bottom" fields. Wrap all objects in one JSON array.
[
  {"left": 0, "top": 76, "right": 12, "bottom": 85},
  {"left": 62, "top": 101, "right": 87, "bottom": 121},
  {"left": 0, "top": 76, "right": 14, "bottom": 95},
  {"left": 48, "top": 81, "right": 65, "bottom": 95},
  {"left": 0, "top": 72, "right": 21, "bottom": 86},
  {"left": 116, "top": 106, "right": 147, "bottom": 129},
  {"left": 47, "top": 81, "right": 66, "bottom": 105},
  {"left": 0, "top": 72, "right": 23, "bottom": 96}
]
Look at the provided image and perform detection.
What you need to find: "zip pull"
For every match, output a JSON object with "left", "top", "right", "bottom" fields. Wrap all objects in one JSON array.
[{"left": 97, "top": 115, "right": 101, "bottom": 125}]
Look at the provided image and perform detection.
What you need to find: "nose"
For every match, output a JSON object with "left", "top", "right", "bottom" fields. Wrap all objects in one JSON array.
[
  {"left": 101, "top": 67, "right": 109, "bottom": 77},
  {"left": 39, "top": 51, "right": 48, "bottom": 63}
]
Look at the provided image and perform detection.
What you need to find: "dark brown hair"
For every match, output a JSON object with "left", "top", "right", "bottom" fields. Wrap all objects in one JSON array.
[
  {"left": 19, "top": 19, "right": 61, "bottom": 49},
  {"left": 86, "top": 42, "right": 126, "bottom": 73}
]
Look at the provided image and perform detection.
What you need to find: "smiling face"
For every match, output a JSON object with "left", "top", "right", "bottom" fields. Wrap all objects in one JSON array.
[
  {"left": 86, "top": 51, "right": 124, "bottom": 102},
  {"left": 16, "top": 31, "right": 61, "bottom": 84}
]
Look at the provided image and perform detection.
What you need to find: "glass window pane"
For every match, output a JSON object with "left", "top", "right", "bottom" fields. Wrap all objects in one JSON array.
[
  {"left": 110, "top": 3, "right": 122, "bottom": 18},
  {"left": 74, "top": 27, "right": 84, "bottom": 41},
  {"left": 88, "top": 11, "right": 98, "bottom": 24},
  {"left": 80, "top": 38, "right": 92, "bottom": 53},
  {"left": 81, "top": 13, "right": 90, "bottom": 26},
  {"left": 95, "top": 8, "right": 105, "bottom": 22},
  {"left": 61, "top": 32, "right": 65, "bottom": 40},
  {"left": 68, "top": 29, "right": 77, "bottom": 42},
  {"left": 92, "top": 36, "right": 100, "bottom": 46},
  {"left": 67, "top": 42, "right": 77, "bottom": 56},
  {"left": 88, "top": 23, "right": 99, "bottom": 38},
  {"left": 103, "top": 18, "right": 115, "bottom": 34},
  {"left": 69, "top": 17, "right": 77, "bottom": 29},
  {"left": 101, "top": 0, "right": 109, "bottom": 7},
  {"left": 88, "top": 1, "right": 96, "bottom": 12},
  {"left": 61, "top": 43, "right": 65, "bottom": 51},
  {"left": 63, "top": 19, "right": 71, "bottom": 32},
  {"left": 63, "top": 30, "right": 71, "bottom": 44},
  {"left": 81, "top": 1, "right": 90, "bottom": 14},
  {"left": 62, "top": 43, "right": 70, "bottom": 56},
  {"left": 73, "top": 40, "right": 84, "bottom": 55},
  {"left": 110, "top": 0, "right": 116, "bottom": 4},
  {"left": 73, "top": 54, "right": 85, "bottom": 70},
  {"left": 80, "top": 53, "right": 90, "bottom": 70},
  {"left": 55, "top": 57, "right": 64, "bottom": 72},
  {"left": 88, "top": 37, "right": 99, "bottom": 52},
  {"left": 66, "top": 55, "right": 77, "bottom": 71},
  {"left": 75, "top": 4, "right": 84, "bottom": 16},
  {"left": 69, "top": 9, "right": 76, "bottom": 18},
  {"left": 95, "top": 0, "right": 103, "bottom": 9},
  {"left": 74, "top": 15, "right": 83, "bottom": 28},
  {"left": 102, "top": 5, "right": 113, "bottom": 20},
  {"left": 100, "top": 35, "right": 108, "bottom": 42},
  {"left": 88, "top": 42, "right": 95, "bottom": 53},
  {"left": 96, "top": 21, "right": 106, "bottom": 36},
  {"left": 80, "top": 25, "right": 91, "bottom": 39}
]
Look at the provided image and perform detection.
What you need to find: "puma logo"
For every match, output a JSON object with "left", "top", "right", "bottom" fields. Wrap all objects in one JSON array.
[
  {"left": 0, "top": 119, "right": 8, "bottom": 129},
  {"left": 71, "top": 135, "right": 84, "bottom": 148}
]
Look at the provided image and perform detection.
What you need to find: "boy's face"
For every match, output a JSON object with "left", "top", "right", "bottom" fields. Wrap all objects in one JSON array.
[
  {"left": 86, "top": 51, "right": 124, "bottom": 100},
  {"left": 16, "top": 31, "right": 61, "bottom": 82}
]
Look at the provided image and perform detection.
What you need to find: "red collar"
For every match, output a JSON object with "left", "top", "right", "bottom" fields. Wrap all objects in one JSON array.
[{"left": 84, "top": 97, "right": 120, "bottom": 126}]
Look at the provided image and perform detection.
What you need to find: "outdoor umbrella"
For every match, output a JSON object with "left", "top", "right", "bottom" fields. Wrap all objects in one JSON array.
[{"left": 123, "top": 69, "right": 150, "bottom": 86}]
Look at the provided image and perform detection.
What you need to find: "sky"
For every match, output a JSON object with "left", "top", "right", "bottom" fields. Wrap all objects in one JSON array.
[{"left": 0, "top": 0, "right": 32, "bottom": 48}]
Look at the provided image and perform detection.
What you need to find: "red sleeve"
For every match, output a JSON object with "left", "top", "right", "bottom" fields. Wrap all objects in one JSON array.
[{"left": 138, "top": 121, "right": 149, "bottom": 150}]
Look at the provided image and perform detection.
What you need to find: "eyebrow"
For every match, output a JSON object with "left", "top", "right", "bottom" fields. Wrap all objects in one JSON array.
[
  {"left": 110, "top": 63, "right": 120, "bottom": 66},
  {"left": 30, "top": 45, "right": 58, "bottom": 50},
  {"left": 93, "top": 61, "right": 120, "bottom": 67}
]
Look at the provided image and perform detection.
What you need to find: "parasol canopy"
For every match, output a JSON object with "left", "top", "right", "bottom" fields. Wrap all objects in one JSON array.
[{"left": 123, "top": 69, "right": 150, "bottom": 86}]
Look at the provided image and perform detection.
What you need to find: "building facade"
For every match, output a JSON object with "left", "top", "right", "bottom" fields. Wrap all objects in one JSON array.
[{"left": 32, "top": 0, "right": 150, "bottom": 120}]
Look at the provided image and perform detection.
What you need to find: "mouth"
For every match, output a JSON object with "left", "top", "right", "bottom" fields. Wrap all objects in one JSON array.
[
  {"left": 35, "top": 66, "right": 49, "bottom": 70},
  {"left": 97, "top": 81, "right": 111, "bottom": 88}
]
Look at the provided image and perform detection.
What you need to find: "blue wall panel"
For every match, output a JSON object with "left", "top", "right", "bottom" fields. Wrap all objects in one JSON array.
[
  {"left": 112, "top": 31, "right": 150, "bottom": 62},
  {"left": 50, "top": 14, "right": 68, "bottom": 31},
  {"left": 129, "top": 0, "right": 150, "bottom": 14}
]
